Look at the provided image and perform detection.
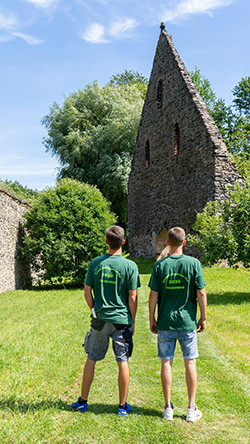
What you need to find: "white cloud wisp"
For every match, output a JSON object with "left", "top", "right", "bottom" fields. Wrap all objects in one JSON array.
[
  {"left": 162, "top": 0, "right": 234, "bottom": 23},
  {"left": 0, "top": 10, "right": 43, "bottom": 45}
]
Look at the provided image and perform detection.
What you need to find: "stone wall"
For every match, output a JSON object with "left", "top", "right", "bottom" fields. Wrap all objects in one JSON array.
[
  {"left": 0, "top": 188, "right": 31, "bottom": 293},
  {"left": 128, "top": 26, "right": 243, "bottom": 258}
]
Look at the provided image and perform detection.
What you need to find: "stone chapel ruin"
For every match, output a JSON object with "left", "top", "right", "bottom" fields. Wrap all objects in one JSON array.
[{"left": 128, "top": 23, "right": 243, "bottom": 258}]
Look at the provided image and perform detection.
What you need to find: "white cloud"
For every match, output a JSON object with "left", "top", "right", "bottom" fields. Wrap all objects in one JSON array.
[
  {"left": 24, "top": 0, "right": 59, "bottom": 11},
  {"left": 0, "top": 10, "right": 43, "bottom": 45},
  {"left": 0, "top": 11, "right": 17, "bottom": 29},
  {"left": 162, "top": 0, "right": 233, "bottom": 23},
  {"left": 82, "top": 22, "right": 110, "bottom": 43},
  {"left": 109, "top": 18, "right": 139, "bottom": 39},
  {"left": 12, "top": 31, "right": 44, "bottom": 45}
]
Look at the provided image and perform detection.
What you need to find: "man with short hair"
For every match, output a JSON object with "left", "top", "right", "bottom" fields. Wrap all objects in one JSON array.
[
  {"left": 72, "top": 226, "right": 140, "bottom": 416},
  {"left": 149, "top": 227, "right": 207, "bottom": 422}
]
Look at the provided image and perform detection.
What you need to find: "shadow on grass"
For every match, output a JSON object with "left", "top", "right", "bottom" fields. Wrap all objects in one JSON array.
[
  {"left": 208, "top": 292, "right": 250, "bottom": 306},
  {"left": 0, "top": 398, "right": 186, "bottom": 419},
  {"left": 0, "top": 397, "right": 72, "bottom": 414}
]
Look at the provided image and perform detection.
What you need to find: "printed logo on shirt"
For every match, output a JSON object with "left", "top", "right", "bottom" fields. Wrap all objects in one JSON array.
[
  {"left": 95, "top": 266, "right": 121, "bottom": 284},
  {"left": 162, "top": 273, "right": 189, "bottom": 290}
]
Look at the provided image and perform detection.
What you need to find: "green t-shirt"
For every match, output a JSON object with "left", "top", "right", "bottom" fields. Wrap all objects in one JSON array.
[
  {"left": 149, "top": 254, "right": 206, "bottom": 331},
  {"left": 85, "top": 253, "right": 141, "bottom": 325}
]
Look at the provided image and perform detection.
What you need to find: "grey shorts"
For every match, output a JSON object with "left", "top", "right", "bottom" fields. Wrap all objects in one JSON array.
[
  {"left": 83, "top": 320, "right": 133, "bottom": 362},
  {"left": 158, "top": 330, "right": 199, "bottom": 360}
]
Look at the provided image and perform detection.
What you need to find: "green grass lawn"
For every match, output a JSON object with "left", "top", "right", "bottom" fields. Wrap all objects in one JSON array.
[{"left": 0, "top": 263, "right": 249, "bottom": 443}]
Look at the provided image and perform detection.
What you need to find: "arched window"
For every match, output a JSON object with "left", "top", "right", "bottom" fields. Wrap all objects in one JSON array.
[
  {"left": 157, "top": 79, "right": 163, "bottom": 109},
  {"left": 173, "top": 122, "right": 180, "bottom": 155},
  {"left": 145, "top": 139, "right": 150, "bottom": 167},
  {"left": 156, "top": 229, "right": 169, "bottom": 259}
]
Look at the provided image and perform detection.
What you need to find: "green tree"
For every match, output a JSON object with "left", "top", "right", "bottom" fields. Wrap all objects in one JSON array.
[
  {"left": 190, "top": 67, "right": 217, "bottom": 111},
  {"left": 187, "top": 179, "right": 250, "bottom": 267},
  {"left": 232, "top": 76, "right": 250, "bottom": 117},
  {"left": 22, "top": 179, "right": 116, "bottom": 285},
  {"left": 42, "top": 81, "right": 144, "bottom": 226},
  {"left": 109, "top": 69, "right": 148, "bottom": 99},
  {"left": 190, "top": 69, "right": 250, "bottom": 157}
]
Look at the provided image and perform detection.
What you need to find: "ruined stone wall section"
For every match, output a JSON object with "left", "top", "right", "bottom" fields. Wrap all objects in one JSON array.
[
  {"left": 128, "top": 28, "right": 243, "bottom": 258},
  {"left": 0, "top": 188, "right": 31, "bottom": 293}
]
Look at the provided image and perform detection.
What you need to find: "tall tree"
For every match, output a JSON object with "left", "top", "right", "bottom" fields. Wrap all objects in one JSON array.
[{"left": 42, "top": 81, "right": 144, "bottom": 226}]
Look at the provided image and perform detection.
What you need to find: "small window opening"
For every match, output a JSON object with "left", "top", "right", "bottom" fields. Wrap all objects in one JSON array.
[
  {"left": 173, "top": 122, "right": 180, "bottom": 155},
  {"left": 145, "top": 140, "right": 150, "bottom": 167},
  {"left": 157, "top": 79, "right": 163, "bottom": 109}
]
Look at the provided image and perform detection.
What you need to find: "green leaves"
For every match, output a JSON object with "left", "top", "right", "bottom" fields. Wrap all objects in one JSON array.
[
  {"left": 22, "top": 179, "right": 116, "bottom": 285},
  {"left": 187, "top": 179, "right": 250, "bottom": 267},
  {"left": 42, "top": 81, "right": 144, "bottom": 226}
]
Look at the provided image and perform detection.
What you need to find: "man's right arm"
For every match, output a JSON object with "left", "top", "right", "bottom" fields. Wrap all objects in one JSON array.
[
  {"left": 84, "top": 284, "right": 94, "bottom": 310},
  {"left": 197, "top": 288, "right": 207, "bottom": 333},
  {"left": 149, "top": 290, "right": 158, "bottom": 334},
  {"left": 129, "top": 289, "right": 138, "bottom": 336}
]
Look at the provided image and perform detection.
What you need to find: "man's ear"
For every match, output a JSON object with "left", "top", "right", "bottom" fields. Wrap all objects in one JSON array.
[
  {"left": 167, "top": 240, "right": 170, "bottom": 246},
  {"left": 122, "top": 240, "right": 125, "bottom": 245},
  {"left": 105, "top": 239, "right": 108, "bottom": 245},
  {"left": 183, "top": 239, "right": 186, "bottom": 246}
]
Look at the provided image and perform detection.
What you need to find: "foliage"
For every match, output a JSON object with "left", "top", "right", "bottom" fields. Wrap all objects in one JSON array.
[
  {"left": 0, "top": 178, "right": 39, "bottom": 202},
  {"left": 42, "top": 81, "right": 144, "bottom": 226},
  {"left": 232, "top": 76, "right": 250, "bottom": 116},
  {"left": 187, "top": 179, "right": 250, "bottom": 267},
  {"left": 190, "top": 66, "right": 217, "bottom": 111},
  {"left": 109, "top": 69, "right": 148, "bottom": 99},
  {"left": 22, "top": 178, "right": 116, "bottom": 285},
  {"left": 190, "top": 69, "right": 250, "bottom": 156},
  {"left": 231, "top": 153, "right": 250, "bottom": 177}
]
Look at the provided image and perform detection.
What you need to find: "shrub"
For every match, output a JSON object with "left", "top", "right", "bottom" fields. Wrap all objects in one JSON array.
[
  {"left": 187, "top": 179, "right": 250, "bottom": 267},
  {"left": 22, "top": 179, "right": 116, "bottom": 285}
]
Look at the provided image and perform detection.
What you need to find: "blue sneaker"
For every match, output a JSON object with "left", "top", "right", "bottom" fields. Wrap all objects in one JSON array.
[
  {"left": 117, "top": 402, "right": 132, "bottom": 417},
  {"left": 71, "top": 397, "right": 88, "bottom": 413}
]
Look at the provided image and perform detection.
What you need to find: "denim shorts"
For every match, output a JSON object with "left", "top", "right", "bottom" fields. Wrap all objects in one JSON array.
[
  {"left": 158, "top": 330, "right": 199, "bottom": 360},
  {"left": 83, "top": 320, "right": 133, "bottom": 362}
]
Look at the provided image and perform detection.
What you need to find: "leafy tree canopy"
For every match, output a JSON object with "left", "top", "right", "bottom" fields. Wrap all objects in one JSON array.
[
  {"left": 190, "top": 68, "right": 250, "bottom": 157},
  {"left": 232, "top": 76, "right": 250, "bottom": 117},
  {"left": 42, "top": 80, "right": 144, "bottom": 226},
  {"left": 109, "top": 69, "right": 148, "bottom": 99},
  {"left": 22, "top": 178, "right": 116, "bottom": 285}
]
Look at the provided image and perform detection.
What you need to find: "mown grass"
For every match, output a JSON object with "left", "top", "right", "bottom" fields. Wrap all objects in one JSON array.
[{"left": 0, "top": 263, "right": 249, "bottom": 443}]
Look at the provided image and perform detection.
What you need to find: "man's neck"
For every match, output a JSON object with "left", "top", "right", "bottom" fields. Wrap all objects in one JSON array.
[
  {"left": 169, "top": 246, "right": 183, "bottom": 256},
  {"left": 108, "top": 247, "right": 122, "bottom": 255}
]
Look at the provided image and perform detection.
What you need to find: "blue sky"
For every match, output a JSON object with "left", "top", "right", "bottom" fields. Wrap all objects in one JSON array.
[{"left": 0, "top": 0, "right": 250, "bottom": 190}]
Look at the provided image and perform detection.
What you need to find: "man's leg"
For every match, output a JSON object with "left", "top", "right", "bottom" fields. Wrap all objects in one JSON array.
[
  {"left": 184, "top": 358, "right": 197, "bottom": 406},
  {"left": 117, "top": 360, "right": 129, "bottom": 406},
  {"left": 81, "top": 358, "right": 96, "bottom": 400},
  {"left": 161, "top": 359, "right": 173, "bottom": 405}
]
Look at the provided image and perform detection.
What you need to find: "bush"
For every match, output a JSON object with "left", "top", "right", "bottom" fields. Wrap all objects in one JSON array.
[
  {"left": 22, "top": 179, "right": 116, "bottom": 285},
  {"left": 187, "top": 179, "right": 250, "bottom": 267}
]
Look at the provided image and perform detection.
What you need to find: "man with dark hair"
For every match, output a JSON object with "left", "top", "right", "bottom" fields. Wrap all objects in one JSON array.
[
  {"left": 149, "top": 227, "right": 207, "bottom": 422},
  {"left": 72, "top": 226, "right": 140, "bottom": 417}
]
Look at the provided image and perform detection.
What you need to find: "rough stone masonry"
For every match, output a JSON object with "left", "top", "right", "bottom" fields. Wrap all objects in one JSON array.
[
  {"left": 0, "top": 188, "right": 31, "bottom": 293},
  {"left": 128, "top": 24, "right": 243, "bottom": 258}
]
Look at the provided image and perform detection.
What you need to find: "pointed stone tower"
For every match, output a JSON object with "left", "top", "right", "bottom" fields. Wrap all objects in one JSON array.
[{"left": 128, "top": 24, "right": 243, "bottom": 258}]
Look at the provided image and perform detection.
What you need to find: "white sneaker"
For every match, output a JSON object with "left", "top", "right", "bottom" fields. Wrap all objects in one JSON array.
[
  {"left": 186, "top": 406, "right": 202, "bottom": 422},
  {"left": 162, "top": 402, "right": 174, "bottom": 421}
]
